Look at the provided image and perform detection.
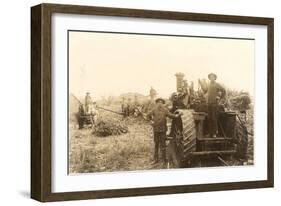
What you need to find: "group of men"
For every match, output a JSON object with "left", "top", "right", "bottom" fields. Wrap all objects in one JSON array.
[
  {"left": 82, "top": 73, "right": 228, "bottom": 165},
  {"left": 121, "top": 95, "right": 140, "bottom": 117},
  {"left": 147, "top": 73, "right": 226, "bottom": 165}
]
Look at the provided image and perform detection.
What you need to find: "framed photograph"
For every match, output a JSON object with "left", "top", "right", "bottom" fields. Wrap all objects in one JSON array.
[{"left": 31, "top": 3, "right": 274, "bottom": 202}]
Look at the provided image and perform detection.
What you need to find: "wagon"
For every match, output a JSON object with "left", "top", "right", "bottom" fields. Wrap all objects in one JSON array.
[{"left": 75, "top": 113, "right": 96, "bottom": 129}]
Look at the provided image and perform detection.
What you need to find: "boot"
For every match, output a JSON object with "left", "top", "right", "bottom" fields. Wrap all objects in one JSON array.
[
  {"left": 152, "top": 151, "right": 159, "bottom": 164},
  {"left": 152, "top": 156, "right": 159, "bottom": 164}
]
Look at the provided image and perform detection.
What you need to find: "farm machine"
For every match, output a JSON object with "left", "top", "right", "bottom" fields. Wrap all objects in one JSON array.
[
  {"left": 166, "top": 73, "right": 249, "bottom": 168},
  {"left": 71, "top": 93, "right": 124, "bottom": 129}
]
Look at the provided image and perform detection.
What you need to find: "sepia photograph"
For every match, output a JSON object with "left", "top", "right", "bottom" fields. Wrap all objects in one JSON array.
[
  {"left": 30, "top": 4, "right": 273, "bottom": 201},
  {"left": 68, "top": 30, "right": 254, "bottom": 174}
]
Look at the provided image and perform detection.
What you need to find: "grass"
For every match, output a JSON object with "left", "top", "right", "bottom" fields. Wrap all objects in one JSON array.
[
  {"left": 69, "top": 112, "right": 157, "bottom": 173},
  {"left": 69, "top": 105, "right": 255, "bottom": 173}
]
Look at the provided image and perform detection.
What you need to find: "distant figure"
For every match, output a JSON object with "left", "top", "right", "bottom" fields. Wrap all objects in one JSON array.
[
  {"left": 203, "top": 73, "right": 226, "bottom": 138},
  {"left": 147, "top": 98, "right": 181, "bottom": 165},
  {"left": 89, "top": 102, "right": 99, "bottom": 125},
  {"left": 149, "top": 86, "right": 157, "bottom": 101},
  {"left": 238, "top": 91, "right": 251, "bottom": 122},
  {"left": 124, "top": 98, "right": 132, "bottom": 117},
  {"left": 133, "top": 95, "right": 140, "bottom": 116},
  {"left": 121, "top": 97, "right": 125, "bottom": 113},
  {"left": 239, "top": 91, "right": 251, "bottom": 111},
  {"left": 189, "top": 81, "right": 194, "bottom": 96},
  {"left": 84, "top": 92, "right": 92, "bottom": 114},
  {"left": 183, "top": 79, "right": 189, "bottom": 95},
  {"left": 77, "top": 104, "right": 85, "bottom": 129}
]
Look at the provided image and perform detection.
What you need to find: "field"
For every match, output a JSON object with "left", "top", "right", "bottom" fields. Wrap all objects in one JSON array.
[
  {"left": 69, "top": 104, "right": 254, "bottom": 173},
  {"left": 69, "top": 106, "right": 169, "bottom": 173}
]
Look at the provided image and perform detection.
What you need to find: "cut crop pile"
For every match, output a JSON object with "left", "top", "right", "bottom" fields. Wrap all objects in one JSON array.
[
  {"left": 93, "top": 116, "right": 128, "bottom": 137},
  {"left": 227, "top": 90, "right": 252, "bottom": 111}
]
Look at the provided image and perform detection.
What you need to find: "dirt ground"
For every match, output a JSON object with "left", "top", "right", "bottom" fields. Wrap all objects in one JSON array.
[{"left": 69, "top": 107, "right": 254, "bottom": 173}]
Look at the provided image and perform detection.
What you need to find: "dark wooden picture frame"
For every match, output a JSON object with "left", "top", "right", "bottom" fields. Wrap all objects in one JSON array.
[{"left": 31, "top": 3, "right": 274, "bottom": 202}]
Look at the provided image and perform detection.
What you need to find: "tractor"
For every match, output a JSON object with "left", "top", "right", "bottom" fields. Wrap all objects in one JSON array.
[{"left": 166, "top": 73, "right": 249, "bottom": 168}]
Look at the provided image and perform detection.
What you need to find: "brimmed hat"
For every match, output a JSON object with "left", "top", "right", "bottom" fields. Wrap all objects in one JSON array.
[
  {"left": 208, "top": 73, "right": 217, "bottom": 80},
  {"left": 155, "top": 98, "right": 165, "bottom": 104},
  {"left": 171, "top": 92, "right": 178, "bottom": 97}
]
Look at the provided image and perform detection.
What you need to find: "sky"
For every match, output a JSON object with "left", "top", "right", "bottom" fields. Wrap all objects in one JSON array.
[{"left": 69, "top": 31, "right": 254, "bottom": 100}]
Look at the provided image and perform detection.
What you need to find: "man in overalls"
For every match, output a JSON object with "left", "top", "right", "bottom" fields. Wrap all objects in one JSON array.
[{"left": 206, "top": 73, "right": 226, "bottom": 138}]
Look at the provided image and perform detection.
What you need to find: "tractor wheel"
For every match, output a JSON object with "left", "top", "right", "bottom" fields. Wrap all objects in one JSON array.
[
  {"left": 180, "top": 110, "right": 197, "bottom": 163},
  {"left": 235, "top": 119, "right": 248, "bottom": 160},
  {"left": 167, "top": 109, "right": 197, "bottom": 168}
]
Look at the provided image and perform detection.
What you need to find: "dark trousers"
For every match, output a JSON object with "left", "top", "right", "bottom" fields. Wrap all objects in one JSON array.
[
  {"left": 153, "top": 131, "right": 166, "bottom": 162},
  {"left": 208, "top": 103, "right": 218, "bottom": 137},
  {"left": 124, "top": 106, "right": 130, "bottom": 117}
]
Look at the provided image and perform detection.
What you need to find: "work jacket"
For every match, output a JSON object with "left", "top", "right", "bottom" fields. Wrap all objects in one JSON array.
[
  {"left": 147, "top": 105, "right": 178, "bottom": 132},
  {"left": 207, "top": 82, "right": 226, "bottom": 104}
]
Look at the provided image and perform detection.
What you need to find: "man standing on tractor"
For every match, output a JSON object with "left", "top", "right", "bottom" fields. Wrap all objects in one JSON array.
[
  {"left": 205, "top": 73, "right": 226, "bottom": 138},
  {"left": 147, "top": 98, "right": 182, "bottom": 165}
]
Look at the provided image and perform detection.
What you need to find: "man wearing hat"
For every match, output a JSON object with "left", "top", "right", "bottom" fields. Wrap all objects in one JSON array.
[
  {"left": 84, "top": 92, "right": 92, "bottom": 114},
  {"left": 147, "top": 98, "right": 182, "bottom": 164},
  {"left": 206, "top": 73, "right": 226, "bottom": 138}
]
